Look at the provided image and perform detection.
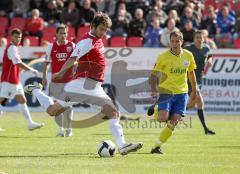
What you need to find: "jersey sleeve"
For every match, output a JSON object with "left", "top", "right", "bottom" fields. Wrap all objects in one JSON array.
[
  {"left": 45, "top": 44, "right": 53, "bottom": 62},
  {"left": 188, "top": 52, "right": 197, "bottom": 72},
  {"left": 152, "top": 55, "right": 164, "bottom": 75},
  {"left": 70, "top": 38, "right": 93, "bottom": 60},
  {"left": 7, "top": 45, "right": 22, "bottom": 65}
]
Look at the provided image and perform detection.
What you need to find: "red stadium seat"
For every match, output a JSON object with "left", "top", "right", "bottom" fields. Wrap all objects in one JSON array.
[
  {"left": 23, "top": 36, "right": 39, "bottom": 46},
  {"left": 77, "top": 26, "right": 90, "bottom": 38},
  {"left": 42, "top": 27, "right": 56, "bottom": 37},
  {"left": 102, "top": 35, "right": 108, "bottom": 46},
  {"left": 0, "top": 17, "right": 9, "bottom": 28},
  {"left": 127, "top": 37, "right": 143, "bottom": 47},
  {"left": 0, "top": 25, "right": 6, "bottom": 37},
  {"left": 9, "top": 17, "right": 25, "bottom": 30},
  {"left": 234, "top": 38, "right": 240, "bottom": 48},
  {"left": 109, "top": 36, "right": 126, "bottom": 47},
  {"left": 68, "top": 26, "right": 76, "bottom": 41},
  {"left": 204, "top": 0, "right": 217, "bottom": 9}
]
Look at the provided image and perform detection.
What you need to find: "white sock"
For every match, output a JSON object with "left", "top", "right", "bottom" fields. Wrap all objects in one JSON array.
[
  {"left": 64, "top": 108, "right": 73, "bottom": 129},
  {"left": 109, "top": 118, "right": 126, "bottom": 148},
  {"left": 32, "top": 89, "right": 54, "bottom": 111},
  {"left": 55, "top": 114, "right": 64, "bottom": 131},
  {"left": 18, "top": 103, "right": 33, "bottom": 125}
]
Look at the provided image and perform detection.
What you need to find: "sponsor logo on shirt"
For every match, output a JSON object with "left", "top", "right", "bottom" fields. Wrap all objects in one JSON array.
[
  {"left": 56, "top": 53, "right": 68, "bottom": 61},
  {"left": 170, "top": 67, "right": 187, "bottom": 74}
]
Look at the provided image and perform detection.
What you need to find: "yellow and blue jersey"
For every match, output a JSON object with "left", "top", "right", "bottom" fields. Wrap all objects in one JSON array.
[{"left": 152, "top": 49, "right": 196, "bottom": 94}]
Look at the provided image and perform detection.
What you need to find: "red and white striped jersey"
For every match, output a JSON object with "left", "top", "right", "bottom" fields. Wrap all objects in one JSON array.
[
  {"left": 71, "top": 32, "right": 106, "bottom": 82},
  {"left": 1, "top": 43, "right": 22, "bottom": 84},
  {"left": 45, "top": 40, "right": 75, "bottom": 83}
]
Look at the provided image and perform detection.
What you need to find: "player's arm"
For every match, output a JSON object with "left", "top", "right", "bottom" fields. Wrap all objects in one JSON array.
[
  {"left": 52, "top": 57, "right": 77, "bottom": 80},
  {"left": 52, "top": 38, "right": 93, "bottom": 80},
  {"left": 149, "top": 72, "right": 159, "bottom": 99},
  {"left": 42, "top": 62, "right": 50, "bottom": 87},
  {"left": 149, "top": 60, "right": 161, "bottom": 99},
  {"left": 8, "top": 45, "right": 38, "bottom": 75},
  {"left": 42, "top": 44, "right": 52, "bottom": 87},
  {"left": 187, "top": 71, "right": 198, "bottom": 108},
  {"left": 18, "top": 62, "right": 38, "bottom": 75}
]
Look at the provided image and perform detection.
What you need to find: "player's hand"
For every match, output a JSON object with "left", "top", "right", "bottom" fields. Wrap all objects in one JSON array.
[
  {"left": 52, "top": 72, "right": 62, "bottom": 80},
  {"left": 187, "top": 91, "right": 198, "bottom": 108},
  {"left": 31, "top": 69, "right": 38, "bottom": 76},
  {"left": 151, "top": 91, "right": 158, "bottom": 103},
  {"left": 42, "top": 77, "right": 47, "bottom": 87}
]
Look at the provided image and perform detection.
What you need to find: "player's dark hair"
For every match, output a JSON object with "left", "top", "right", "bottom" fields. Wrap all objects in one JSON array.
[
  {"left": 170, "top": 31, "right": 183, "bottom": 40},
  {"left": 56, "top": 24, "right": 68, "bottom": 33},
  {"left": 11, "top": 28, "right": 22, "bottom": 36},
  {"left": 91, "top": 12, "right": 112, "bottom": 28}
]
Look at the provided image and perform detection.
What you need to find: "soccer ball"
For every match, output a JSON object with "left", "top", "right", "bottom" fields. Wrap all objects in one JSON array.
[{"left": 98, "top": 140, "right": 116, "bottom": 157}]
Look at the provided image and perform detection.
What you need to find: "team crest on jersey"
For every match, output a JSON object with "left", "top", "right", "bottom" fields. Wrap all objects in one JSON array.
[
  {"left": 67, "top": 46, "right": 72, "bottom": 52},
  {"left": 183, "top": 60, "right": 189, "bottom": 67}
]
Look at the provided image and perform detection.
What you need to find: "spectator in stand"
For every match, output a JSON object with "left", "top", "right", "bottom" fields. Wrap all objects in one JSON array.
[
  {"left": 78, "top": 0, "right": 95, "bottom": 27},
  {"left": 201, "top": 29, "right": 217, "bottom": 49},
  {"left": 22, "top": 38, "right": 31, "bottom": 47},
  {"left": 216, "top": 6, "right": 236, "bottom": 48},
  {"left": 44, "top": 0, "right": 62, "bottom": 27},
  {"left": 10, "top": 0, "right": 30, "bottom": 18},
  {"left": 0, "top": 37, "right": 7, "bottom": 47},
  {"left": 180, "top": 6, "right": 199, "bottom": 29},
  {"left": 146, "top": 0, "right": 168, "bottom": 27},
  {"left": 200, "top": 6, "right": 217, "bottom": 39},
  {"left": 160, "top": 18, "right": 179, "bottom": 47},
  {"left": 97, "top": 0, "right": 116, "bottom": 17},
  {"left": 0, "top": 0, "right": 13, "bottom": 17},
  {"left": 129, "top": 0, "right": 151, "bottom": 17},
  {"left": 166, "top": 9, "right": 180, "bottom": 28},
  {"left": 111, "top": 9, "right": 129, "bottom": 37},
  {"left": 181, "top": 20, "right": 195, "bottom": 46},
  {"left": 29, "top": 0, "right": 47, "bottom": 15},
  {"left": 24, "top": 9, "right": 44, "bottom": 38},
  {"left": 165, "top": 0, "right": 184, "bottom": 15},
  {"left": 234, "top": 11, "right": 240, "bottom": 40},
  {"left": 60, "top": 1, "right": 79, "bottom": 27},
  {"left": 128, "top": 8, "right": 147, "bottom": 37},
  {"left": 144, "top": 18, "right": 162, "bottom": 48},
  {"left": 112, "top": 2, "right": 132, "bottom": 22}
]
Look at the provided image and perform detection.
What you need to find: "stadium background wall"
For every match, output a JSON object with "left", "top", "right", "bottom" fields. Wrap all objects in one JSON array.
[{"left": 0, "top": 47, "right": 239, "bottom": 115}]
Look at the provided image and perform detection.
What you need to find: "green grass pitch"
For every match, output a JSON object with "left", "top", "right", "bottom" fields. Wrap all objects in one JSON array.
[{"left": 0, "top": 112, "right": 239, "bottom": 174}]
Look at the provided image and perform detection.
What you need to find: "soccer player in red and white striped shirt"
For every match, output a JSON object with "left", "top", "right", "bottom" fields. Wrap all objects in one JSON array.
[
  {"left": 42, "top": 24, "right": 75, "bottom": 137},
  {"left": 25, "top": 12, "right": 143, "bottom": 155},
  {"left": 0, "top": 28, "right": 44, "bottom": 130}
]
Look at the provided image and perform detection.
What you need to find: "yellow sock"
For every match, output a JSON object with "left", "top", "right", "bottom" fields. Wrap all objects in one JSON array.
[
  {"left": 153, "top": 105, "right": 158, "bottom": 120},
  {"left": 154, "top": 122, "right": 174, "bottom": 148}
]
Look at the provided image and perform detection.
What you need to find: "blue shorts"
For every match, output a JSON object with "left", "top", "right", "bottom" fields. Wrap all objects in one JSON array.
[{"left": 157, "top": 93, "right": 189, "bottom": 116}]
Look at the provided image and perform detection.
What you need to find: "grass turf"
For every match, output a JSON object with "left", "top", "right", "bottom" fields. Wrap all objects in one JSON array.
[{"left": 0, "top": 112, "right": 239, "bottom": 174}]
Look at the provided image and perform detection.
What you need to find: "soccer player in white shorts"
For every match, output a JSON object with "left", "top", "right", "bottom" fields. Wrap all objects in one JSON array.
[
  {"left": 42, "top": 24, "right": 75, "bottom": 137},
  {"left": 24, "top": 12, "right": 143, "bottom": 155},
  {"left": 0, "top": 28, "right": 44, "bottom": 131}
]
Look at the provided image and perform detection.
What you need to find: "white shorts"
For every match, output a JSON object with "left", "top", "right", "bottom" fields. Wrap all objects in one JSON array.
[
  {"left": 0, "top": 82, "right": 24, "bottom": 99},
  {"left": 57, "top": 78, "right": 112, "bottom": 107}
]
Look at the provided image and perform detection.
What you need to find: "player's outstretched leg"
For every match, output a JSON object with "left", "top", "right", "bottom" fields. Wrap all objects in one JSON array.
[
  {"left": 24, "top": 83, "right": 66, "bottom": 117},
  {"left": 103, "top": 103, "right": 143, "bottom": 155}
]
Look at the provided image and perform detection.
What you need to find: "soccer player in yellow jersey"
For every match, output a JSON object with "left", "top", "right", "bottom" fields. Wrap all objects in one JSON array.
[{"left": 149, "top": 31, "right": 198, "bottom": 154}]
